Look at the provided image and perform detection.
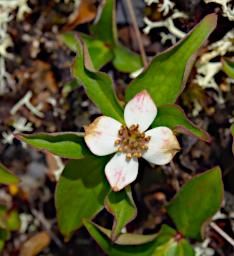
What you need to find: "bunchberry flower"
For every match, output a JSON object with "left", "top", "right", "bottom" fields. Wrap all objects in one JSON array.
[{"left": 84, "top": 90, "right": 180, "bottom": 191}]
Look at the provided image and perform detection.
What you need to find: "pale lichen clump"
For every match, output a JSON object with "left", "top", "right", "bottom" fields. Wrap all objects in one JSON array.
[
  {"left": 2, "top": 117, "right": 33, "bottom": 145},
  {"left": 115, "top": 124, "right": 151, "bottom": 160},
  {"left": 0, "top": 0, "right": 31, "bottom": 94},
  {"left": 145, "top": 0, "right": 175, "bottom": 16},
  {"left": 194, "top": 238, "right": 215, "bottom": 256},
  {"left": 144, "top": 0, "right": 187, "bottom": 44},
  {"left": 191, "top": 29, "right": 234, "bottom": 115},
  {"left": 1, "top": 90, "right": 44, "bottom": 145},
  {"left": 204, "top": 0, "right": 234, "bottom": 21}
]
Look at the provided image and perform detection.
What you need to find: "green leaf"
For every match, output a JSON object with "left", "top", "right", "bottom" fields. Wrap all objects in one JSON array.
[
  {"left": 222, "top": 58, "right": 234, "bottom": 79},
  {"left": 90, "top": 0, "right": 142, "bottom": 73},
  {"left": 167, "top": 167, "right": 223, "bottom": 240},
  {"left": 61, "top": 30, "right": 141, "bottom": 73},
  {"left": 0, "top": 164, "right": 19, "bottom": 185},
  {"left": 0, "top": 207, "right": 20, "bottom": 232},
  {"left": 89, "top": 222, "right": 158, "bottom": 245},
  {"left": 84, "top": 221, "right": 194, "bottom": 256},
  {"left": 152, "top": 104, "right": 211, "bottom": 142},
  {"left": 81, "top": 33, "right": 114, "bottom": 69},
  {"left": 17, "top": 132, "right": 88, "bottom": 159},
  {"left": 90, "top": 0, "right": 117, "bottom": 47},
  {"left": 72, "top": 39, "right": 124, "bottom": 122},
  {"left": 0, "top": 206, "right": 7, "bottom": 229},
  {"left": 0, "top": 240, "right": 4, "bottom": 252},
  {"left": 55, "top": 155, "right": 110, "bottom": 239},
  {"left": 62, "top": 79, "right": 81, "bottom": 95},
  {"left": 6, "top": 210, "right": 20, "bottom": 231},
  {"left": 59, "top": 31, "right": 78, "bottom": 52},
  {"left": 60, "top": 32, "right": 113, "bottom": 70},
  {"left": 175, "top": 239, "right": 195, "bottom": 256},
  {"left": 113, "top": 44, "right": 142, "bottom": 73},
  {"left": 0, "top": 229, "right": 8, "bottom": 241},
  {"left": 105, "top": 187, "right": 137, "bottom": 240},
  {"left": 126, "top": 14, "right": 217, "bottom": 105}
]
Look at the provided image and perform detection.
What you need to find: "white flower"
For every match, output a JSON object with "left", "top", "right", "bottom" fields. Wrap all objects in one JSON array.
[{"left": 84, "top": 90, "right": 180, "bottom": 192}]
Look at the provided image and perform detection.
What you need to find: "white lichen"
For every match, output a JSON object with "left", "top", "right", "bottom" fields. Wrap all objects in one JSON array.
[
  {"left": 160, "top": 31, "right": 177, "bottom": 44},
  {"left": 194, "top": 62, "right": 224, "bottom": 104},
  {"left": 200, "top": 30, "right": 234, "bottom": 64},
  {"left": 204, "top": 0, "right": 234, "bottom": 21},
  {"left": 145, "top": 0, "right": 175, "bottom": 16},
  {"left": 0, "top": 0, "right": 31, "bottom": 20},
  {"left": 12, "top": 117, "right": 33, "bottom": 132},
  {"left": 19, "top": 213, "right": 33, "bottom": 233},
  {"left": 191, "top": 29, "right": 234, "bottom": 115},
  {"left": 52, "top": 156, "right": 65, "bottom": 181},
  {"left": 194, "top": 238, "right": 215, "bottom": 256},
  {"left": 143, "top": 10, "right": 187, "bottom": 41},
  {"left": 2, "top": 131, "right": 14, "bottom": 144},
  {"left": 0, "top": 0, "right": 31, "bottom": 94},
  {"left": 10, "top": 91, "right": 44, "bottom": 118},
  {"left": 2, "top": 117, "right": 33, "bottom": 145},
  {"left": 158, "top": 0, "right": 175, "bottom": 16}
]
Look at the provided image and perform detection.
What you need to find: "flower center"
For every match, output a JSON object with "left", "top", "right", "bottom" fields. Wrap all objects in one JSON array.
[{"left": 115, "top": 124, "right": 151, "bottom": 160}]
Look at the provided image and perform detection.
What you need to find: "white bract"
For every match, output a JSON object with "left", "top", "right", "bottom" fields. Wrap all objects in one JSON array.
[{"left": 84, "top": 90, "right": 180, "bottom": 192}]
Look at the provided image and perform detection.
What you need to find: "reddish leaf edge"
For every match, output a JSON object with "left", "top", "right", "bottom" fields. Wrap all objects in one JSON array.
[
  {"left": 166, "top": 166, "right": 224, "bottom": 240},
  {"left": 126, "top": 13, "right": 218, "bottom": 102},
  {"left": 0, "top": 163, "right": 20, "bottom": 185},
  {"left": 104, "top": 187, "right": 137, "bottom": 242},
  {"left": 155, "top": 104, "right": 212, "bottom": 143}
]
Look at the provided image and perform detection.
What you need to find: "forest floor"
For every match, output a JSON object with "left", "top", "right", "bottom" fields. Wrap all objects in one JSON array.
[{"left": 0, "top": 0, "right": 233, "bottom": 255}]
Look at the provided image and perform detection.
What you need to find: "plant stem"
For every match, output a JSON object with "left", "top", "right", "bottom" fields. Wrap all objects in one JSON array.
[
  {"left": 210, "top": 222, "right": 234, "bottom": 247},
  {"left": 126, "top": 0, "right": 148, "bottom": 68}
]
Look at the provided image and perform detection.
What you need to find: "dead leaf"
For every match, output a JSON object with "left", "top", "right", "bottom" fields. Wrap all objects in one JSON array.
[
  {"left": 63, "top": 0, "right": 97, "bottom": 31},
  {"left": 20, "top": 231, "right": 51, "bottom": 256}
]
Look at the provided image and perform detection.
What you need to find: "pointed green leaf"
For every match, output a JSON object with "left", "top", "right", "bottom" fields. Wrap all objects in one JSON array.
[
  {"left": 91, "top": 0, "right": 142, "bottom": 73},
  {"left": 0, "top": 207, "right": 20, "bottom": 232},
  {"left": 167, "top": 167, "right": 223, "bottom": 240},
  {"left": 5, "top": 210, "right": 20, "bottom": 231},
  {"left": 84, "top": 221, "right": 194, "bottom": 256},
  {"left": 113, "top": 43, "right": 142, "bottom": 73},
  {"left": 90, "top": 0, "right": 117, "bottom": 47},
  {"left": 0, "top": 206, "right": 7, "bottom": 229},
  {"left": 152, "top": 104, "right": 211, "bottom": 142},
  {"left": 17, "top": 132, "right": 88, "bottom": 159},
  {"left": 0, "top": 229, "right": 8, "bottom": 242},
  {"left": 59, "top": 31, "right": 78, "bottom": 52},
  {"left": 126, "top": 14, "right": 217, "bottom": 105},
  {"left": 175, "top": 239, "right": 195, "bottom": 256},
  {"left": 81, "top": 33, "right": 114, "bottom": 69},
  {"left": 60, "top": 32, "right": 113, "bottom": 70},
  {"left": 105, "top": 187, "right": 137, "bottom": 240},
  {"left": 55, "top": 155, "right": 110, "bottom": 239},
  {"left": 0, "top": 240, "right": 4, "bottom": 252},
  {"left": 89, "top": 222, "right": 158, "bottom": 245},
  {"left": 152, "top": 238, "right": 194, "bottom": 256},
  {"left": 222, "top": 58, "right": 234, "bottom": 79},
  {"left": 72, "top": 40, "right": 124, "bottom": 122},
  {"left": 0, "top": 164, "right": 19, "bottom": 185}
]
